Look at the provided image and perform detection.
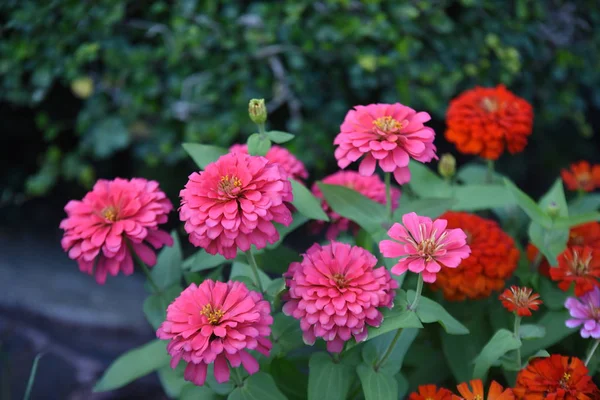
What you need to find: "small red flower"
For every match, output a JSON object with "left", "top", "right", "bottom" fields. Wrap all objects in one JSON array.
[
  {"left": 409, "top": 384, "right": 453, "bottom": 400},
  {"left": 550, "top": 246, "right": 600, "bottom": 297},
  {"left": 498, "top": 286, "right": 542, "bottom": 317},
  {"left": 561, "top": 161, "right": 600, "bottom": 192},
  {"left": 453, "top": 379, "right": 514, "bottom": 400}
]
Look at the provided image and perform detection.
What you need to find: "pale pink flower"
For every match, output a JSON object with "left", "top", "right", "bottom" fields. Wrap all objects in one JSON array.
[
  {"left": 157, "top": 280, "right": 272, "bottom": 386},
  {"left": 311, "top": 171, "right": 401, "bottom": 239},
  {"left": 230, "top": 143, "right": 308, "bottom": 181},
  {"left": 334, "top": 103, "right": 437, "bottom": 184},
  {"left": 60, "top": 178, "right": 173, "bottom": 284},
  {"left": 379, "top": 212, "right": 471, "bottom": 283},
  {"left": 565, "top": 287, "right": 600, "bottom": 339},
  {"left": 180, "top": 152, "right": 293, "bottom": 259},
  {"left": 283, "top": 242, "right": 397, "bottom": 353}
]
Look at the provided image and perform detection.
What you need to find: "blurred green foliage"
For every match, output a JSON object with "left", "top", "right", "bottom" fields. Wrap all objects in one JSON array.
[{"left": 1, "top": 0, "right": 599, "bottom": 196}]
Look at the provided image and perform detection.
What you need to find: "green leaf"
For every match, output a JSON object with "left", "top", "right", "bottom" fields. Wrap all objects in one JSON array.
[
  {"left": 265, "top": 278, "right": 285, "bottom": 301},
  {"left": 538, "top": 276, "right": 569, "bottom": 311},
  {"left": 143, "top": 285, "right": 182, "bottom": 329},
  {"left": 182, "top": 143, "right": 228, "bottom": 169},
  {"left": 520, "top": 324, "right": 547, "bottom": 340},
  {"left": 247, "top": 133, "right": 271, "bottom": 156},
  {"left": 456, "top": 163, "right": 505, "bottom": 184},
  {"left": 271, "top": 313, "right": 304, "bottom": 357},
  {"left": 265, "top": 213, "right": 309, "bottom": 250},
  {"left": 230, "top": 262, "right": 272, "bottom": 291},
  {"left": 528, "top": 350, "right": 550, "bottom": 362},
  {"left": 291, "top": 179, "right": 329, "bottom": 221},
  {"left": 270, "top": 358, "right": 309, "bottom": 400},
  {"left": 371, "top": 328, "right": 419, "bottom": 375},
  {"left": 228, "top": 372, "right": 286, "bottom": 400},
  {"left": 521, "top": 311, "right": 577, "bottom": 358},
  {"left": 94, "top": 340, "right": 170, "bottom": 392},
  {"left": 265, "top": 130, "right": 295, "bottom": 144},
  {"left": 528, "top": 222, "right": 568, "bottom": 266},
  {"left": 408, "top": 162, "right": 452, "bottom": 198},
  {"left": 157, "top": 364, "right": 187, "bottom": 398},
  {"left": 539, "top": 179, "right": 568, "bottom": 218},
  {"left": 453, "top": 185, "right": 515, "bottom": 211},
  {"left": 356, "top": 364, "right": 398, "bottom": 400},
  {"left": 569, "top": 194, "right": 600, "bottom": 214},
  {"left": 473, "top": 329, "right": 521, "bottom": 380},
  {"left": 393, "top": 198, "right": 455, "bottom": 221},
  {"left": 553, "top": 213, "right": 600, "bottom": 229},
  {"left": 504, "top": 179, "right": 551, "bottom": 228},
  {"left": 185, "top": 250, "right": 227, "bottom": 272},
  {"left": 317, "top": 182, "right": 385, "bottom": 234},
  {"left": 308, "top": 353, "right": 355, "bottom": 400},
  {"left": 83, "top": 117, "right": 131, "bottom": 159},
  {"left": 407, "top": 291, "right": 469, "bottom": 335},
  {"left": 151, "top": 231, "right": 182, "bottom": 290},
  {"left": 180, "top": 384, "right": 221, "bottom": 400}
]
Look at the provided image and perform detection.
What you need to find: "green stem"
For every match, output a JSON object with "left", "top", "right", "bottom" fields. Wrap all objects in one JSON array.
[
  {"left": 374, "top": 329, "right": 403, "bottom": 371},
  {"left": 409, "top": 274, "right": 424, "bottom": 311},
  {"left": 385, "top": 172, "right": 393, "bottom": 221},
  {"left": 514, "top": 315, "right": 522, "bottom": 369},
  {"left": 530, "top": 251, "right": 543, "bottom": 273},
  {"left": 585, "top": 339, "right": 600, "bottom": 366},
  {"left": 486, "top": 159, "right": 495, "bottom": 183},
  {"left": 23, "top": 353, "right": 44, "bottom": 400},
  {"left": 232, "top": 367, "right": 244, "bottom": 387},
  {"left": 134, "top": 252, "right": 161, "bottom": 294},
  {"left": 258, "top": 123, "right": 266, "bottom": 136},
  {"left": 245, "top": 249, "right": 264, "bottom": 292}
]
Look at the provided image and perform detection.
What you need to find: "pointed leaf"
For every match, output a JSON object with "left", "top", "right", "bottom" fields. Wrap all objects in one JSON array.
[
  {"left": 504, "top": 179, "right": 552, "bottom": 228},
  {"left": 554, "top": 213, "right": 600, "bottom": 229},
  {"left": 265, "top": 130, "right": 295, "bottom": 144},
  {"left": 308, "top": 353, "right": 355, "bottom": 400},
  {"left": 247, "top": 133, "right": 271, "bottom": 156},
  {"left": 180, "top": 384, "right": 221, "bottom": 400},
  {"left": 520, "top": 324, "right": 546, "bottom": 340},
  {"left": 408, "top": 162, "right": 452, "bottom": 198},
  {"left": 143, "top": 285, "right": 183, "bottom": 329},
  {"left": 157, "top": 363, "right": 187, "bottom": 398},
  {"left": 182, "top": 143, "right": 228, "bottom": 169},
  {"left": 539, "top": 179, "right": 568, "bottom": 218},
  {"left": 291, "top": 179, "right": 329, "bottom": 221},
  {"left": 528, "top": 222, "right": 568, "bottom": 266},
  {"left": 521, "top": 311, "right": 577, "bottom": 358},
  {"left": 228, "top": 372, "right": 286, "bottom": 400},
  {"left": 151, "top": 231, "right": 182, "bottom": 290},
  {"left": 185, "top": 250, "right": 227, "bottom": 272},
  {"left": 453, "top": 185, "right": 515, "bottom": 211},
  {"left": 407, "top": 291, "right": 469, "bottom": 335},
  {"left": 473, "top": 329, "right": 521, "bottom": 380},
  {"left": 356, "top": 364, "right": 398, "bottom": 400}
]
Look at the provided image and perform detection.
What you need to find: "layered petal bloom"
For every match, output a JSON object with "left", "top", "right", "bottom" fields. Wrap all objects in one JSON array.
[
  {"left": 229, "top": 143, "right": 308, "bottom": 181},
  {"left": 409, "top": 385, "right": 453, "bottom": 400},
  {"left": 283, "top": 242, "right": 397, "bottom": 353},
  {"left": 431, "top": 212, "right": 519, "bottom": 301},
  {"left": 60, "top": 178, "right": 173, "bottom": 284},
  {"left": 565, "top": 287, "right": 600, "bottom": 339},
  {"left": 157, "top": 280, "right": 272, "bottom": 386},
  {"left": 550, "top": 246, "right": 600, "bottom": 297},
  {"left": 180, "top": 152, "right": 293, "bottom": 259},
  {"left": 379, "top": 212, "right": 471, "bottom": 283},
  {"left": 527, "top": 222, "right": 600, "bottom": 277},
  {"left": 513, "top": 355, "right": 599, "bottom": 400},
  {"left": 334, "top": 103, "right": 437, "bottom": 184},
  {"left": 454, "top": 379, "right": 514, "bottom": 400},
  {"left": 498, "top": 286, "right": 542, "bottom": 317},
  {"left": 561, "top": 161, "right": 600, "bottom": 192},
  {"left": 445, "top": 85, "right": 533, "bottom": 160},
  {"left": 311, "top": 171, "right": 401, "bottom": 239}
]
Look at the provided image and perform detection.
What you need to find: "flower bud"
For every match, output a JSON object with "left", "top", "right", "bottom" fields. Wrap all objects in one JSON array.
[
  {"left": 71, "top": 77, "right": 94, "bottom": 99},
  {"left": 438, "top": 153, "right": 456, "bottom": 179},
  {"left": 248, "top": 98, "right": 267, "bottom": 124},
  {"left": 546, "top": 201, "right": 560, "bottom": 218}
]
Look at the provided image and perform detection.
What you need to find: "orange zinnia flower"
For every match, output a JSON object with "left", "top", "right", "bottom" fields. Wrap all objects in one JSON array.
[
  {"left": 452, "top": 379, "right": 514, "bottom": 400},
  {"left": 527, "top": 222, "right": 600, "bottom": 277},
  {"left": 445, "top": 85, "right": 533, "bottom": 160},
  {"left": 550, "top": 246, "right": 600, "bottom": 296},
  {"left": 409, "top": 384, "right": 454, "bottom": 400},
  {"left": 498, "top": 286, "right": 542, "bottom": 317},
  {"left": 513, "top": 355, "right": 599, "bottom": 400},
  {"left": 561, "top": 161, "right": 600, "bottom": 192},
  {"left": 432, "top": 212, "right": 519, "bottom": 301}
]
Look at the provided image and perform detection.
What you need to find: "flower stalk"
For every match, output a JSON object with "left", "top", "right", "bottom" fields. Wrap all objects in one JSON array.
[
  {"left": 246, "top": 249, "right": 264, "bottom": 292},
  {"left": 514, "top": 314, "right": 522, "bottom": 369},
  {"left": 409, "top": 273, "right": 424, "bottom": 311},
  {"left": 585, "top": 339, "right": 600, "bottom": 366},
  {"left": 385, "top": 172, "right": 393, "bottom": 221},
  {"left": 374, "top": 329, "right": 403, "bottom": 371}
]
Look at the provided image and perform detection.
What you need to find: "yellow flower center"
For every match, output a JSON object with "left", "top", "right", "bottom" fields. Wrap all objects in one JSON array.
[
  {"left": 570, "top": 250, "right": 591, "bottom": 276},
  {"left": 101, "top": 206, "right": 118, "bottom": 222},
  {"left": 577, "top": 172, "right": 591, "bottom": 187},
  {"left": 417, "top": 238, "right": 438, "bottom": 261},
  {"left": 560, "top": 372, "right": 571, "bottom": 388},
  {"left": 219, "top": 175, "right": 243, "bottom": 194},
  {"left": 473, "top": 396, "right": 483, "bottom": 400},
  {"left": 200, "top": 304, "right": 224, "bottom": 325},
  {"left": 332, "top": 273, "right": 349, "bottom": 288},
  {"left": 372, "top": 116, "right": 406, "bottom": 134},
  {"left": 481, "top": 96, "right": 500, "bottom": 112}
]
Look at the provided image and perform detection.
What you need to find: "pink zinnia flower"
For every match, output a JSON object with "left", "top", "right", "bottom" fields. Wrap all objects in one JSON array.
[
  {"left": 282, "top": 242, "right": 397, "bottom": 353},
  {"left": 180, "top": 152, "right": 293, "bottom": 259},
  {"left": 60, "top": 178, "right": 173, "bottom": 284},
  {"left": 157, "top": 280, "right": 272, "bottom": 386},
  {"left": 565, "top": 287, "right": 600, "bottom": 338},
  {"left": 379, "top": 212, "right": 471, "bottom": 283},
  {"left": 311, "top": 171, "right": 401, "bottom": 239},
  {"left": 334, "top": 103, "right": 437, "bottom": 184},
  {"left": 230, "top": 143, "right": 308, "bottom": 181}
]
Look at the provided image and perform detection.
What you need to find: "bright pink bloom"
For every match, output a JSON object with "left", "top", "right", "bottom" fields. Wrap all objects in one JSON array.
[
  {"left": 60, "top": 178, "right": 173, "bottom": 284},
  {"left": 334, "top": 103, "right": 437, "bottom": 184},
  {"left": 230, "top": 143, "right": 308, "bottom": 181},
  {"left": 157, "top": 280, "right": 272, "bottom": 386},
  {"left": 283, "top": 242, "right": 397, "bottom": 353},
  {"left": 311, "top": 171, "right": 401, "bottom": 239},
  {"left": 180, "top": 152, "right": 293, "bottom": 259},
  {"left": 565, "top": 287, "right": 600, "bottom": 339},
  {"left": 379, "top": 212, "right": 471, "bottom": 283}
]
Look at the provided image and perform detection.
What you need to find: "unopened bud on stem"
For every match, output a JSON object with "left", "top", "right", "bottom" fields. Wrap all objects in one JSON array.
[
  {"left": 438, "top": 153, "right": 456, "bottom": 179},
  {"left": 248, "top": 99, "right": 267, "bottom": 125}
]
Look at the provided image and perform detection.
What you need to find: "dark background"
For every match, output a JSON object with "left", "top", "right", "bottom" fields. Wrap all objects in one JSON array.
[{"left": 1, "top": 1, "right": 599, "bottom": 398}]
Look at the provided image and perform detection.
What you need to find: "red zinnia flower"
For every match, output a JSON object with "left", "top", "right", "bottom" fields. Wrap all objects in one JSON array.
[
  {"left": 445, "top": 85, "right": 533, "bottom": 160},
  {"left": 60, "top": 178, "right": 173, "bottom": 284},
  {"left": 550, "top": 246, "right": 600, "bottom": 297},
  {"left": 409, "top": 385, "right": 454, "bottom": 400},
  {"left": 561, "top": 161, "right": 600, "bottom": 192},
  {"left": 498, "top": 286, "right": 542, "bottom": 317},
  {"left": 432, "top": 212, "right": 519, "bottom": 301},
  {"left": 513, "top": 355, "right": 599, "bottom": 400},
  {"left": 453, "top": 379, "right": 514, "bottom": 400}
]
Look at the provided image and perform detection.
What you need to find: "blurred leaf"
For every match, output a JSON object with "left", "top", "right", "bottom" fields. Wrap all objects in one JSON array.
[
  {"left": 247, "top": 133, "right": 271, "bottom": 156},
  {"left": 83, "top": 117, "right": 131, "bottom": 159},
  {"left": 408, "top": 162, "right": 452, "bottom": 198},
  {"left": 94, "top": 340, "right": 169, "bottom": 392},
  {"left": 538, "top": 276, "right": 569, "bottom": 311},
  {"left": 356, "top": 364, "right": 398, "bottom": 400},
  {"left": 308, "top": 353, "right": 354, "bottom": 400},
  {"left": 473, "top": 329, "right": 521, "bottom": 380},
  {"left": 265, "top": 130, "right": 295, "bottom": 144},
  {"left": 528, "top": 222, "right": 568, "bottom": 266},
  {"left": 180, "top": 384, "right": 221, "bottom": 400},
  {"left": 394, "top": 198, "right": 456, "bottom": 220},
  {"left": 538, "top": 179, "right": 569, "bottom": 218},
  {"left": 143, "top": 284, "right": 182, "bottom": 329},
  {"left": 270, "top": 358, "right": 308, "bottom": 400},
  {"left": 185, "top": 250, "right": 227, "bottom": 272},
  {"left": 151, "top": 231, "right": 183, "bottom": 290},
  {"left": 553, "top": 213, "right": 600, "bottom": 229},
  {"left": 230, "top": 261, "right": 272, "bottom": 291},
  {"left": 291, "top": 179, "right": 329, "bottom": 221},
  {"left": 521, "top": 311, "right": 577, "bottom": 358},
  {"left": 407, "top": 291, "right": 469, "bottom": 335},
  {"left": 271, "top": 313, "right": 304, "bottom": 357},
  {"left": 228, "top": 372, "right": 286, "bottom": 400},
  {"left": 23, "top": 353, "right": 44, "bottom": 400},
  {"left": 504, "top": 179, "right": 551, "bottom": 228},
  {"left": 182, "top": 143, "right": 228, "bottom": 169},
  {"left": 453, "top": 185, "right": 515, "bottom": 211},
  {"left": 569, "top": 194, "right": 600, "bottom": 214},
  {"left": 520, "top": 324, "right": 547, "bottom": 340},
  {"left": 157, "top": 364, "right": 187, "bottom": 398},
  {"left": 371, "top": 328, "right": 419, "bottom": 375}
]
